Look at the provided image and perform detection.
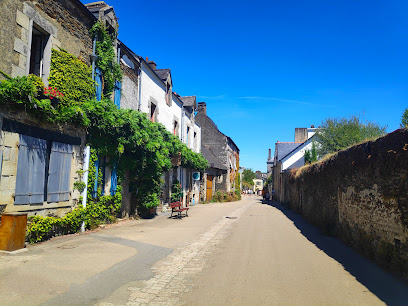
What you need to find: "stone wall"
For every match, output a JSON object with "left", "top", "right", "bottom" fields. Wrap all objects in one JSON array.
[
  {"left": 281, "top": 128, "right": 408, "bottom": 275},
  {"left": 0, "top": 0, "right": 94, "bottom": 80}
]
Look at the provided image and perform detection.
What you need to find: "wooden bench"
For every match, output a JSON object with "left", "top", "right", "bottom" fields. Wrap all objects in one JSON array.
[{"left": 170, "top": 201, "right": 189, "bottom": 219}]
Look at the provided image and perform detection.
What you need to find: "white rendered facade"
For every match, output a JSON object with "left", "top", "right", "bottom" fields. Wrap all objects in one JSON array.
[{"left": 138, "top": 59, "right": 202, "bottom": 206}]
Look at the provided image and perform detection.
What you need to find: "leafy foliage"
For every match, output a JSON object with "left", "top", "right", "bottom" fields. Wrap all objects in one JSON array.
[
  {"left": 242, "top": 168, "right": 256, "bottom": 189},
  {"left": 304, "top": 141, "right": 318, "bottom": 164},
  {"left": 90, "top": 21, "right": 122, "bottom": 96},
  {"left": 234, "top": 155, "right": 241, "bottom": 199},
  {"left": 26, "top": 193, "right": 121, "bottom": 243},
  {"left": 48, "top": 49, "right": 95, "bottom": 107},
  {"left": 170, "top": 179, "right": 182, "bottom": 202},
  {"left": 401, "top": 109, "right": 408, "bottom": 128},
  {"left": 211, "top": 190, "right": 240, "bottom": 203},
  {"left": 27, "top": 74, "right": 44, "bottom": 94},
  {"left": 316, "top": 114, "right": 386, "bottom": 156}
]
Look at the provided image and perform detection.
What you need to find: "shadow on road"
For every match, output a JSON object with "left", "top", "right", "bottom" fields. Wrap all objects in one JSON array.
[{"left": 260, "top": 199, "right": 408, "bottom": 306}]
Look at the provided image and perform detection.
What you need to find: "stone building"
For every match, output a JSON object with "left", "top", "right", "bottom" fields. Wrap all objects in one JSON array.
[
  {"left": 195, "top": 102, "right": 239, "bottom": 201},
  {"left": 0, "top": 0, "right": 96, "bottom": 216}
]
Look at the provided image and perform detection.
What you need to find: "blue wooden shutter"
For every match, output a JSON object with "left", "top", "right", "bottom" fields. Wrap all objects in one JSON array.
[
  {"left": 101, "top": 156, "right": 106, "bottom": 196},
  {"left": 110, "top": 160, "right": 117, "bottom": 196},
  {"left": 95, "top": 67, "right": 102, "bottom": 101},
  {"left": 114, "top": 80, "right": 121, "bottom": 108},
  {"left": 47, "top": 142, "right": 73, "bottom": 202},
  {"left": 15, "top": 135, "right": 47, "bottom": 204},
  {"left": 92, "top": 157, "right": 99, "bottom": 198}
]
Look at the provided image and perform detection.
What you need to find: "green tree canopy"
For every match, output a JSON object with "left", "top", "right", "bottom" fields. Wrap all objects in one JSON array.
[
  {"left": 316, "top": 114, "right": 386, "bottom": 156},
  {"left": 242, "top": 168, "right": 256, "bottom": 189},
  {"left": 401, "top": 109, "right": 408, "bottom": 128}
]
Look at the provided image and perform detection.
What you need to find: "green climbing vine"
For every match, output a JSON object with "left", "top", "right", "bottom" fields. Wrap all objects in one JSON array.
[
  {"left": 90, "top": 21, "right": 122, "bottom": 96},
  {"left": 2, "top": 20, "right": 208, "bottom": 243}
]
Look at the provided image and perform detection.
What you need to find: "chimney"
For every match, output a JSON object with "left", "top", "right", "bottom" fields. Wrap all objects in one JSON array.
[
  {"left": 146, "top": 57, "right": 157, "bottom": 70},
  {"left": 197, "top": 102, "right": 206, "bottom": 115},
  {"left": 295, "top": 128, "right": 308, "bottom": 143},
  {"left": 268, "top": 148, "right": 271, "bottom": 160}
]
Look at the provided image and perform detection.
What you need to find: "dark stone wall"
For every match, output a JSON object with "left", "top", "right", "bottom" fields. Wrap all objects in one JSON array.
[
  {"left": 0, "top": 0, "right": 94, "bottom": 78},
  {"left": 195, "top": 111, "right": 227, "bottom": 167},
  {"left": 27, "top": 0, "right": 94, "bottom": 64},
  {"left": 283, "top": 128, "right": 408, "bottom": 275}
]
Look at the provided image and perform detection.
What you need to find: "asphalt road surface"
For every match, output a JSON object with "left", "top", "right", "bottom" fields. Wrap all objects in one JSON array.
[
  {"left": 180, "top": 197, "right": 408, "bottom": 305},
  {"left": 1, "top": 196, "right": 407, "bottom": 305}
]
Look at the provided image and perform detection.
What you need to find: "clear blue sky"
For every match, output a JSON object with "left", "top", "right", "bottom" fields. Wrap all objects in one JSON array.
[{"left": 86, "top": 0, "right": 408, "bottom": 172}]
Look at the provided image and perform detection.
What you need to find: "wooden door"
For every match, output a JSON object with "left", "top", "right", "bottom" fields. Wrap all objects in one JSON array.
[{"left": 206, "top": 175, "right": 213, "bottom": 201}]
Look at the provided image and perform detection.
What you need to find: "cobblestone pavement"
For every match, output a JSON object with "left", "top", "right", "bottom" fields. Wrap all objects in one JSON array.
[{"left": 119, "top": 201, "right": 252, "bottom": 306}]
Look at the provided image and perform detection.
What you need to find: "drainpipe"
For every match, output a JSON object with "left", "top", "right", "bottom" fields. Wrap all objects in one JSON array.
[
  {"left": 138, "top": 62, "right": 142, "bottom": 111},
  {"left": 91, "top": 35, "right": 97, "bottom": 81},
  {"left": 81, "top": 145, "right": 90, "bottom": 232}
]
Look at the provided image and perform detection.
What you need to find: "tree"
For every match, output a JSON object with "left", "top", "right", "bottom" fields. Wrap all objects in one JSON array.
[
  {"left": 316, "top": 114, "right": 386, "bottom": 156},
  {"left": 242, "top": 168, "right": 256, "bottom": 189},
  {"left": 304, "top": 141, "right": 318, "bottom": 164},
  {"left": 401, "top": 109, "right": 408, "bottom": 128}
]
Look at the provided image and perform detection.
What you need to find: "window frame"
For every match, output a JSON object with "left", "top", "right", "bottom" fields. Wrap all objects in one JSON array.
[{"left": 26, "top": 21, "right": 52, "bottom": 84}]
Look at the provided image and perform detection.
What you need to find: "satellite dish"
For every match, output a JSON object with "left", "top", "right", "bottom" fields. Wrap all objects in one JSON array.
[{"left": 192, "top": 172, "right": 200, "bottom": 180}]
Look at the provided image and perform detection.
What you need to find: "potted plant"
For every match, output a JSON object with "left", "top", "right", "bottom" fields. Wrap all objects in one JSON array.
[{"left": 41, "top": 86, "right": 64, "bottom": 107}]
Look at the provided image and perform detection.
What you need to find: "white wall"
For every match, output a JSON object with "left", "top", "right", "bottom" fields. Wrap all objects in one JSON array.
[
  {"left": 181, "top": 110, "right": 201, "bottom": 152},
  {"left": 281, "top": 139, "right": 313, "bottom": 171},
  {"left": 139, "top": 63, "right": 182, "bottom": 134}
]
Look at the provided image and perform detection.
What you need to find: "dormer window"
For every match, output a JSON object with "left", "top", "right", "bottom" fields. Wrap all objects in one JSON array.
[{"left": 166, "top": 82, "right": 172, "bottom": 106}]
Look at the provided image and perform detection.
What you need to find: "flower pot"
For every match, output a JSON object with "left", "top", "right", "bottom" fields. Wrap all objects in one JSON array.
[{"left": 50, "top": 97, "right": 59, "bottom": 107}]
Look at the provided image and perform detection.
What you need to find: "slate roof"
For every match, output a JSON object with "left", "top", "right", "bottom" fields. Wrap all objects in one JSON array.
[
  {"left": 155, "top": 69, "right": 170, "bottom": 82},
  {"left": 287, "top": 156, "right": 305, "bottom": 170},
  {"left": 275, "top": 142, "right": 302, "bottom": 162},
  {"left": 201, "top": 145, "right": 228, "bottom": 170},
  {"left": 180, "top": 96, "right": 196, "bottom": 108}
]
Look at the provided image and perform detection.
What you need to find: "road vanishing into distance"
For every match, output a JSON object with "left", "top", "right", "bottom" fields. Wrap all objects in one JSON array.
[{"left": 1, "top": 196, "right": 407, "bottom": 305}]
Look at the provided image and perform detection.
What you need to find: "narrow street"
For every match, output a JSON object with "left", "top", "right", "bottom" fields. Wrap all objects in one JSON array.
[{"left": 1, "top": 196, "right": 407, "bottom": 305}]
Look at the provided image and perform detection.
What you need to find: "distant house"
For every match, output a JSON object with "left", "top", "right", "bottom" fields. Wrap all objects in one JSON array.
[
  {"left": 195, "top": 102, "right": 239, "bottom": 201},
  {"left": 268, "top": 126, "right": 318, "bottom": 201},
  {"left": 253, "top": 179, "right": 263, "bottom": 193},
  {"left": 269, "top": 126, "right": 317, "bottom": 173}
]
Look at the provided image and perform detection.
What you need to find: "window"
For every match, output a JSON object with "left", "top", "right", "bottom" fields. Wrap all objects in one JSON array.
[
  {"left": 193, "top": 132, "right": 197, "bottom": 151},
  {"left": 186, "top": 127, "right": 190, "bottom": 147},
  {"left": 29, "top": 25, "right": 50, "bottom": 77},
  {"left": 166, "top": 82, "right": 172, "bottom": 106},
  {"left": 150, "top": 103, "right": 157, "bottom": 122},
  {"left": 14, "top": 135, "right": 73, "bottom": 204},
  {"left": 173, "top": 120, "right": 179, "bottom": 136}
]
